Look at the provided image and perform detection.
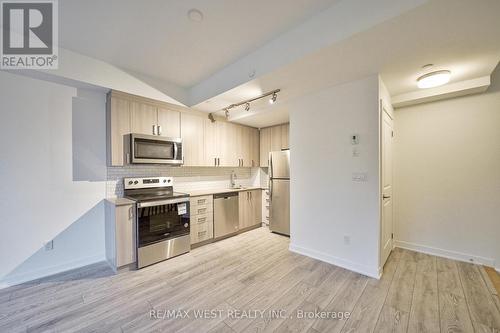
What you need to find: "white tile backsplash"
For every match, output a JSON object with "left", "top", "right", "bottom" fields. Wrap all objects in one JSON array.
[{"left": 106, "top": 165, "right": 265, "bottom": 197}]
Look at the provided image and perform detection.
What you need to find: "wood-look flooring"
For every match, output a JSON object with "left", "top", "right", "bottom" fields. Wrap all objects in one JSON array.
[{"left": 1, "top": 227, "right": 499, "bottom": 333}]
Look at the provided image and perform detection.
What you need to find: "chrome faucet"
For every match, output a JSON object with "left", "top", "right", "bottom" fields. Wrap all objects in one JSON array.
[{"left": 230, "top": 170, "right": 237, "bottom": 188}]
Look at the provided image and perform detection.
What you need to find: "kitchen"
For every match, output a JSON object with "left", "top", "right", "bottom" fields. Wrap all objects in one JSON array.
[
  {"left": 104, "top": 90, "right": 291, "bottom": 270},
  {"left": 1, "top": 0, "right": 500, "bottom": 332}
]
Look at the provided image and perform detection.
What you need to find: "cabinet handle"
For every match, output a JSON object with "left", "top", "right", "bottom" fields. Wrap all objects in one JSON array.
[
  {"left": 214, "top": 158, "right": 217, "bottom": 166},
  {"left": 198, "top": 231, "right": 207, "bottom": 236},
  {"left": 197, "top": 199, "right": 206, "bottom": 204},
  {"left": 126, "top": 153, "right": 130, "bottom": 164},
  {"left": 152, "top": 125, "right": 156, "bottom": 135},
  {"left": 158, "top": 125, "right": 162, "bottom": 135},
  {"left": 198, "top": 208, "right": 207, "bottom": 214},
  {"left": 197, "top": 217, "right": 207, "bottom": 223},
  {"left": 217, "top": 158, "right": 220, "bottom": 166},
  {"left": 128, "top": 206, "right": 133, "bottom": 219}
]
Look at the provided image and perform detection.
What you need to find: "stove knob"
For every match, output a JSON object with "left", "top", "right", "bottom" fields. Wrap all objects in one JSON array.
[
  {"left": 128, "top": 181, "right": 133, "bottom": 185},
  {"left": 184, "top": 223, "right": 188, "bottom": 228},
  {"left": 134, "top": 180, "right": 138, "bottom": 185},
  {"left": 163, "top": 179, "right": 167, "bottom": 183}
]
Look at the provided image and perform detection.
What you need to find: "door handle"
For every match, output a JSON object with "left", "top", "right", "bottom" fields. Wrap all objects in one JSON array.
[
  {"left": 158, "top": 125, "right": 162, "bottom": 135},
  {"left": 152, "top": 125, "right": 156, "bottom": 135},
  {"left": 383, "top": 195, "right": 391, "bottom": 199}
]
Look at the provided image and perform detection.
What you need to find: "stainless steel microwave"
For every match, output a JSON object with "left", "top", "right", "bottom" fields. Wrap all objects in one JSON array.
[{"left": 126, "top": 133, "right": 183, "bottom": 165}]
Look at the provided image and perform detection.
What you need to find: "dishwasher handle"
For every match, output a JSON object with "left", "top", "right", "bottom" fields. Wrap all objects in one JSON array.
[{"left": 214, "top": 192, "right": 239, "bottom": 200}]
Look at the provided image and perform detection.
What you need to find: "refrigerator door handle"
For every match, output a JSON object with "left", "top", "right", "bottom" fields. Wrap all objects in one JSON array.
[
  {"left": 269, "top": 179, "right": 273, "bottom": 202},
  {"left": 269, "top": 152, "right": 273, "bottom": 179}
]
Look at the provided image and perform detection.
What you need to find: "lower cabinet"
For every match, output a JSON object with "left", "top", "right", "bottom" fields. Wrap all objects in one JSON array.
[
  {"left": 190, "top": 195, "right": 214, "bottom": 245},
  {"left": 239, "top": 190, "right": 262, "bottom": 229},
  {"left": 105, "top": 200, "right": 136, "bottom": 270}
]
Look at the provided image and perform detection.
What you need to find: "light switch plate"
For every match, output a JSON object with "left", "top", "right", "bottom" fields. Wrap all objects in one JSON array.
[{"left": 352, "top": 172, "right": 368, "bottom": 182}]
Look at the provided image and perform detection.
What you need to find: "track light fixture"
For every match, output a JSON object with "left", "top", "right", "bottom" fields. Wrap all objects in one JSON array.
[
  {"left": 269, "top": 92, "right": 277, "bottom": 104},
  {"left": 218, "top": 89, "right": 280, "bottom": 119}
]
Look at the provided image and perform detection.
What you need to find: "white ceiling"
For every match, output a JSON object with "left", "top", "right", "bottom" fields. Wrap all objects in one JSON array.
[
  {"left": 192, "top": 0, "right": 500, "bottom": 127},
  {"left": 59, "top": 0, "right": 338, "bottom": 88},
  {"left": 58, "top": 0, "right": 500, "bottom": 128}
]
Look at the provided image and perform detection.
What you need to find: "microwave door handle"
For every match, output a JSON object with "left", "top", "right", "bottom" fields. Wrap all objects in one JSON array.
[{"left": 174, "top": 142, "right": 179, "bottom": 160}]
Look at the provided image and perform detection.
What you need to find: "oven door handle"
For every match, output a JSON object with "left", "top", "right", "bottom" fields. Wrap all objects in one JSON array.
[{"left": 138, "top": 197, "right": 189, "bottom": 208}]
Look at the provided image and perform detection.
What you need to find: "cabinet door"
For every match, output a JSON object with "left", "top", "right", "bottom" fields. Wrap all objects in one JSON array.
[
  {"left": 260, "top": 127, "right": 271, "bottom": 167},
  {"left": 204, "top": 119, "right": 218, "bottom": 167},
  {"left": 281, "top": 123, "right": 289, "bottom": 150},
  {"left": 108, "top": 96, "right": 131, "bottom": 166},
  {"left": 181, "top": 113, "right": 204, "bottom": 166},
  {"left": 115, "top": 205, "right": 135, "bottom": 267},
  {"left": 250, "top": 190, "right": 262, "bottom": 226},
  {"left": 270, "top": 125, "right": 282, "bottom": 152},
  {"left": 131, "top": 102, "right": 157, "bottom": 135},
  {"left": 238, "top": 191, "right": 251, "bottom": 229},
  {"left": 240, "top": 126, "right": 252, "bottom": 167},
  {"left": 217, "top": 122, "right": 239, "bottom": 167},
  {"left": 250, "top": 128, "right": 260, "bottom": 167},
  {"left": 157, "top": 106, "right": 180, "bottom": 138}
]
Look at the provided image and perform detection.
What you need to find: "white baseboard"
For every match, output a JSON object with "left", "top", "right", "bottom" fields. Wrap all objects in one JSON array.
[
  {"left": 394, "top": 240, "right": 495, "bottom": 267},
  {"left": 289, "top": 243, "right": 381, "bottom": 279},
  {"left": 0, "top": 254, "right": 105, "bottom": 290}
]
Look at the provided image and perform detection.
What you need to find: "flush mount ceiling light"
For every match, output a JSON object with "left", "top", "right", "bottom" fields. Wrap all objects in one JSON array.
[
  {"left": 269, "top": 92, "right": 277, "bottom": 104},
  {"left": 211, "top": 89, "right": 280, "bottom": 120},
  {"left": 417, "top": 70, "right": 451, "bottom": 89},
  {"left": 187, "top": 9, "right": 204, "bottom": 22}
]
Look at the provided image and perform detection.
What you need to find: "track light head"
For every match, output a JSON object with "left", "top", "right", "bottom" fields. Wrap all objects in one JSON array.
[
  {"left": 244, "top": 102, "right": 250, "bottom": 111},
  {"left": 269, "top": 92, "right": 277, "bottom": 104}
]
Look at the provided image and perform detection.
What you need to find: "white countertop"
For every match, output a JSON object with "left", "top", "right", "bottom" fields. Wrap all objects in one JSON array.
[
  {"left": 105, "top": 197, "right": 136, "bottom": 206},
  {"left": 186, "top": 187, "right": 264, "bottom": 197}
]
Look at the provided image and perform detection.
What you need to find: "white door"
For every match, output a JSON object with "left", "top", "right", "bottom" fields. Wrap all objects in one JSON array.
[{"left": 381, "top": 105, "right": 394, "bottom": 267}]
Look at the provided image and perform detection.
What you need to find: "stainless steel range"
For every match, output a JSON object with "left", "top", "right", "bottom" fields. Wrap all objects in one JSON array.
[{"left": 124, "top": 177, "right": 190, "bottom": 269}]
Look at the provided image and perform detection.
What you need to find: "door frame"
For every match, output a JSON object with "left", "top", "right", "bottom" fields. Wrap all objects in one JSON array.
[{"left": 379, "top": 98, "right": 395, "bottom": 270}]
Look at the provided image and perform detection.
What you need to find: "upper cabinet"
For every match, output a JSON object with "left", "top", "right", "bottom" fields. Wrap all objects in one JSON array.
[
  {"left": 107, "top": 95, "right": 131, "bottom": 166},
  {"left": 281, "top": 123, "right": 289, "bottom": 150},
  {"left": 157, "top": 106, "right": 180, "bottom": 138},
  {"left": 181, "top": 113, "right": 205, "bottom": 166},
  {"left": 203, "top": 118, "right": 218, "bottom": 167},
  {"left": 259, "top": 123, "right": 289, "bottom": 167},
  {"left": 250, "top": 128, "right": 260, "bottom": 167},
  {"left": 107, "top": 90, "right": 264, "bottom": 168},
  {"left": 270, "top": 125, "right": 282, "bottom": 152},
  {"left": 130, "top": 102, "right": 157, "bottom": 135},
  {"left": 260, "top": 127, "right": 271, "bottom": 167},
  {"left": 130, "top": 102, "right": 180, "bottom": 137}
]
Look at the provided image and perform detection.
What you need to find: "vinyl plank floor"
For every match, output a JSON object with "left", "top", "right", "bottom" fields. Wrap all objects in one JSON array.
[{"left": 1, "top": 227, "right": 499, "bottom": 333}]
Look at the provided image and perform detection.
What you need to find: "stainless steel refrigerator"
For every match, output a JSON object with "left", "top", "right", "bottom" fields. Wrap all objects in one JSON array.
[{"left": 269, "top": 150, "right": 290, "bottom": 236}]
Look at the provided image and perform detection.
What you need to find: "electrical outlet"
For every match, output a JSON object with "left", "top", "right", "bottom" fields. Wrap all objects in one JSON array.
[
  {"left": 344, "top": 235, "right": 351, "bottom": 245},
  {"left": 43, "top": 240, "right": 54, "bottom": 251}
]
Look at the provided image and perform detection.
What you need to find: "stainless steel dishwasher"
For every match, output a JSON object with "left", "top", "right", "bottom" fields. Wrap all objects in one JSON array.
[{"left": 214, "top": 192, "right": 239, "bottom": 239}]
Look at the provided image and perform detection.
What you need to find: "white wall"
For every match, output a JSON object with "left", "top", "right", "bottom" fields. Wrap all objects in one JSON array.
[
  {"left": 289, "top": 75, "right": 381, "bottom": 278},
  {"left": 394, "top": 66, "right": 500, "bottom": 268},
  {"left": 0, "top": 71, "right": 107, "bottom": 287}
]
